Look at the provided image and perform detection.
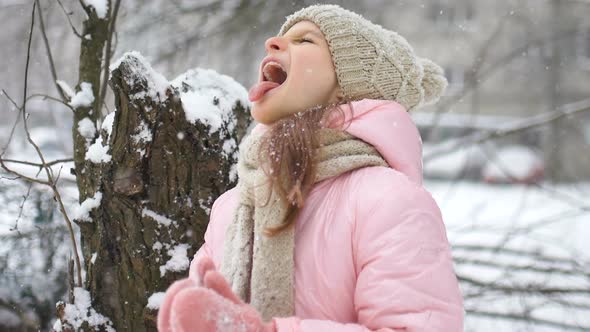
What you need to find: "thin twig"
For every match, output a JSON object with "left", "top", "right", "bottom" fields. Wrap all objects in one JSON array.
[
  {"left": 22, "top": 2, "right": 55, "bottom": 190},
  {"left": 0, "top": 91, "right": 23, "bottom": 156},
  {"left": 54, "top": 165, "right": 64, "bottom": 183},
  {"left": 9, "top": 182, "right": 33, "bottom": 233},
  {"left": 453, "top": 245, "right": 588, "bottom": 271},
  {"left": 425, "top": 27, "right": 584, "bottom": 142},
  {"left": 36, "top": 0, "right": 68, "bottom": 102},
  {"left": 0, "top": 174, "right": 20, "bottom": 181},
  {"left": 26, "top": 93, "right": 75, "bottom": 112},
  {"left": 454, "top": 257, "right": 589, "bottom": 277},
  {"left": 0, "top": 11, "right": 52, "bottom": 190},
  {"left": 98, "top": 0, "right": 121, "bottom": 115},
  {"left": 466, "top": 309, "right": 590, "bottom": 331},
  {"left": 15, "top": 1, "right": 83, "bottom": 287},
  {"left": 1, "top": 89, "right": 19, "bottom": 109},
  {"left": 424, "top": 98, "right": 590, "bottom": 162},
  {"left": 0, "top": 162, "right": 51, "bottom": 185},
  {"left": 53, "top": 181, "right": 82, "bottom": 286},
  {"left": 0, "top": 223, "right": 67, "bottom": 240},
  {"left": 459, "top": 275, "right": 590, "bottom": 294},
  {"left": 56, "top": 0, "right": 83, "bottom": 38},
  {"left": 425, "top": 13, "right": 511, "bottom": 142},
  {"left": 112, "top": 30, "right": 118, "bottom": 61},
  {"left": 1, "top": 157, "right": 73, "bottom": 168}
]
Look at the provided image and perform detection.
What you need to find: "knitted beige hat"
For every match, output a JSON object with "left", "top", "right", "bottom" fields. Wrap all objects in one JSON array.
[{"left": 278, "top": 4, "right": 448, "bottom": 112}]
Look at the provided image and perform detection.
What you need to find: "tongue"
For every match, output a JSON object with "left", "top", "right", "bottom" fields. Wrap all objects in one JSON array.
[{"left": 248, "top": 81, "right": 280, "bottom": 102}]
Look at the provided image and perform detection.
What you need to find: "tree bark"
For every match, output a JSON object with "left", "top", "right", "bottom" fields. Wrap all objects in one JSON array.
[
  {"left": 76, "top": 54, "right": 250, "bottom": 331},
  {"left": 73, "top": 2, "right": 110, "bottom": 202}
]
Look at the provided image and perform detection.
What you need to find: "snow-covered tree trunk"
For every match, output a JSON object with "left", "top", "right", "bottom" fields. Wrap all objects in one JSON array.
[
  {"left": 73, "top": 2, "right": 110, "bottom": 203},
  {"left": 70, "top": 52, "right": 250, "bottom": 331}
]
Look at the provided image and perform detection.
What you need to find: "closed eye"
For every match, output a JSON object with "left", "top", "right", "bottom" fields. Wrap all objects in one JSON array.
[{"left": 296, "top": 38, "right": 314, "bottom": 44}]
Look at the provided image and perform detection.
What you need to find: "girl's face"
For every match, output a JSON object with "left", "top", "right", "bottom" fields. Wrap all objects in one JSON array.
[{"left": 249, "top": 20, "right": 342, "bottom": 124}]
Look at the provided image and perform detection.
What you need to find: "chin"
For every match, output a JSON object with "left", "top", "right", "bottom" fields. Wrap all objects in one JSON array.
[{"left": 250, "top": 104, "right": 278, "bottom": 125}]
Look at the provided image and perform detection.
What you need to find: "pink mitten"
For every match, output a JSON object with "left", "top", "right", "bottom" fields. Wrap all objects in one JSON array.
[
  {"left": 157, "top": 279, "right": 196, "bottom": 332},
  {"left": 158, "top": 256, "right": 216, "bottom": 332},
  {"left": 188, "top": 255, "right": 216, "bottom": 284},
  {"left": 202, "top": 269, "right": 243, "bottom": 305},
  {"left": 157, "top": 256, "right": 276, "bottom": 332},
  {"left": 169, "top": 287, "right": 276, "bottom": 332}
]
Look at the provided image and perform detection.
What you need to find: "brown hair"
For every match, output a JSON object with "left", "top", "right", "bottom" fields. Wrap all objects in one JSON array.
[{"left": 257, "top": 100, "right": 354, "bottom": 236}]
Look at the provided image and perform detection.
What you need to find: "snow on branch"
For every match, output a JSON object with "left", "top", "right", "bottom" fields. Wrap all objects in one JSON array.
[
  {"left": 72, "top": 191, "right": 102, "bottom": 222},
  {"left": 82, "top": 0, "right": 109, "bottom": 19},
  {"left": 85, "top": 136, "right": 111, "bottom": 163},
  {"left": 56, "top": 80, "right": 76, "bottom": 100},
  {"left": 69, "top": 82, "right": 95, "bottom": 109},
  {"left": 54, "top": 287, "right": 115, "bottom": 332}
]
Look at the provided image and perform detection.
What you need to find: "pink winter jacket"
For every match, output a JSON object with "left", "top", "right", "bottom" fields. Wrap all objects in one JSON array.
[{"left": 191, "top": 99, "right": 464, "bottom": 331}]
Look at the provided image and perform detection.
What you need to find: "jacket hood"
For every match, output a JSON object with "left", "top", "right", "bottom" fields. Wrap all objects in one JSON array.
[
  {"left": 249, "top": 99, "right": 423, "bottom": 185},
  {"left": 329, "top": 99, "right": 423, "bottom": 185}
]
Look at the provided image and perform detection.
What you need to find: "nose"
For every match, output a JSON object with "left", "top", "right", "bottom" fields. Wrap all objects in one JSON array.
[{"left": 264, "top": 36, "right": 287, "bottom": 53}]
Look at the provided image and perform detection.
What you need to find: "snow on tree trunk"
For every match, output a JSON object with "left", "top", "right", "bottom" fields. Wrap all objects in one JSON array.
[{"left": 74, "top": 52, "right": 251, "bottom": 331}]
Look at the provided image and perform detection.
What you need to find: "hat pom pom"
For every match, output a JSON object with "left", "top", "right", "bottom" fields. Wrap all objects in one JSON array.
[{"left": 419, "top": 57, "right": 448, "bottom": 105}]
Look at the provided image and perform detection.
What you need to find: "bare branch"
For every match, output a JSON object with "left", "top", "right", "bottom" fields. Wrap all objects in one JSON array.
[
  {"left": 98, "top": 0, "right": 121, "bottom": 115},
  {"left": 56, "top": 0, "right": 83, "bottom": 38},
  {"left": 459, "top": 275, "right": 590, "bottom": 295},
  {"left": 425, "top": 27, "right": 584, "bottom": 141},
  {"left": 22, "top": 2, "right": 55, "bottom": 191},
  {"left": 0, "top": 162, "right": 50, "bottom": 185},
  {"left": 455, "top": 256, "right": 589, "bottom": 277},
  {"left": 0, "top": 223, "right": 67, "bottom": 240},
  {"left": 425, "top": 12, "right": 512, "bottom": 141},
  {"left": 6, "top": 1, "right": 84, "bottom": 288},
  {"left": 36, "top": 0, "right": 68, "bottom": 102},
  {"left": 496, "top": 209, "right": 588, "bottom": 248},
  {"left": 424, "top": 98, "right": 590, "bottom": 162},
  {"left": 453, "top": 244, "right": 588, "bottom": 267},
  {"left": 0, "top": 4, "right": 50, "bottom": 187},
  {"left": 466, "top": 309, "right": 590, "bottom": 331},
  {"left": 1, "top": 89, "right": 19, "bottom": 109},
  {"left": 9, "top": 182, "right": 33, "bottom": 233},
  {"left": 0, "top": 90, "right": 23, "bottom": 156},
  {"left": 0, "top": 174, "right": 20, "bottom": 181},
  {"left": 53, "top": 180, "right": 83, "bottom": 285},
  {"left": 26, "top": 93, "right": 75, "bottom": 112},
  {"left": 1, "top": 157, "right": 73, "bottom": 168},
  {"left": 68, "top": 256, "right": 75, "bottom": 303}
]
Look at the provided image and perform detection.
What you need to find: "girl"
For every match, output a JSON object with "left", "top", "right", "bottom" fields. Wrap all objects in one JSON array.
[{"left": 157, "top": 4, "right": 464, "bottom": 332}]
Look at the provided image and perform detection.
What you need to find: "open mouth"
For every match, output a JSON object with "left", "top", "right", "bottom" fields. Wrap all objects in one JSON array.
[
  {"left": 248, "top": 60, "right": 289, "bottom": 102},
  {"left": 262, "top": 61, "right": 288, "bottom": 85}
]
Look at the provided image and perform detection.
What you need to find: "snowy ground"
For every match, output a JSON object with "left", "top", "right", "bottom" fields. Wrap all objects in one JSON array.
[{"left": 425, "top": 179, "right": 590, "bottom": 331}]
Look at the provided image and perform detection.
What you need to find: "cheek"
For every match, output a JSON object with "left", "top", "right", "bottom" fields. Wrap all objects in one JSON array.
[{"left": 293, "top": 54, "right": 336, "bottom": 93}]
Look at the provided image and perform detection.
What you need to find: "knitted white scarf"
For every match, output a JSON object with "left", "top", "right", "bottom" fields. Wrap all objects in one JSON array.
[{"left": 221, "top": 126, "right": 387, "bottom": 321}]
